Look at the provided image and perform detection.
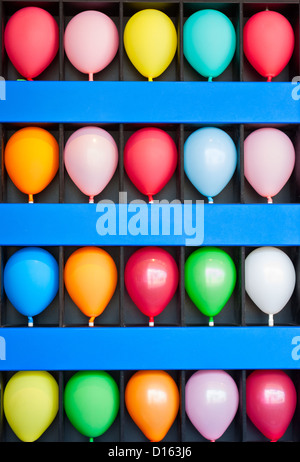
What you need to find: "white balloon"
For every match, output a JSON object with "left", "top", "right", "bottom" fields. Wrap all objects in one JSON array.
[{"left": 245, "top": 247, "right": 296, "bottom": 326}]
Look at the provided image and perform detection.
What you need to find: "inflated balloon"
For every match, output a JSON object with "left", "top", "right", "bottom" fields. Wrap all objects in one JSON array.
[
  {"left": 244, "top": 128, "right": 295, "bottom": 203},
  {"left": 64, "top": 10, "right": 119, "bottom": 81},
  {"left": 64, "top": 247, "right": 117, "bottom": 326},
  {"left": 185, "top": 370, "right": 239, "bottom": 442},
  {"left": 125, "top": 370, "right": 179, "bottom": 442},
  {"left": 246, "top": 370, "right": 297, "bottom": 441},
  {"left": 64, "top": 126, "right": 118, "bottom": 203},
  {"left": 184, "top": 127, "right": 237, "bottom": 203},
  {"left": 124, "top": 247, "right": 179, "bottom": 326},
  {"left": 4, "top": 371, "right": 59, "bottom": 442},
  {"left": 245, "top": 247, "right": 296, "bottom": 326},
  {"left": 124, "top": 9, "right": 177, "bottom": 81},
  {"left": 64, "top": 371, "right": 119, "bottom": 442},
  {"left": 243, "top": 11, "right": 294, "bottom": 81},
  {"left": 185, "top": 247, "right": 236, "bottom": 326},
  {"left": 124, "top": 127, "right": 178, "bottom": 202},
  {"left": 4, "top": 127, "right": 59, "bottom": 203},
  {"left": 183, "top": 9, "right": 236, "bottom": 80},
  {"left": 4, "top": 247, "right": 59, "bottom": 326},
  {"left": 4, "top": 7, "right": 59, "bottom": 80}
]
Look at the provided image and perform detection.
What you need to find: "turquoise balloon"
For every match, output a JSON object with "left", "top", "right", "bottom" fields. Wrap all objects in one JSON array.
[{"left": 183, "top": 9, "right": 236, "bottom": 80}]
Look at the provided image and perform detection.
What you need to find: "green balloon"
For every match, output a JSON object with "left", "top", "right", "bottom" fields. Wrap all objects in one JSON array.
[
  {"left": 183, "top": 9, "right": 236, "bottom": 80},
  {"left": 64, "top": 371, "right": 119, "bottom": 441},
  {"left": 185, "top": 247, "right": 236, "bottom": 325}
]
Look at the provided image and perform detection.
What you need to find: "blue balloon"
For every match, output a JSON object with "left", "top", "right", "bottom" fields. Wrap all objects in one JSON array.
[
  {"left": 184, "top": 127, "right": 237, "bottom": 203},
  {"left": 4, "top": 247, "right": 59, "bottom": 326}
]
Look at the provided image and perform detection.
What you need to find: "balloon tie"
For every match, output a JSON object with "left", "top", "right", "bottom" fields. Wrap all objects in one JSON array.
[
  {"left": 89, "top": 73, "right": 93, "bottom": 81},
  {"left": 149, "top": 316, "right": 154, "bottom": 327},
  {"left": 28, "top": 194, "right": 34, "bottom": 203},
  {"left": 148, "top": 195, "right": 154, "bottom": 204},
  {"left": 211, "top": 440, "right": 215, "bottom": 442},
  {"left": 89, "top": 317, "right": 95, "bottom": 327},
  {"left": 208, "top": 76, "right": 213, "bottom": 82},
  {"left": 89, "top": 437, "right": 94, "bottom": 442},
  {"left": 267, "top": 196, "right": 273, "bottom": 204},
  {"left": 28, "top": 316, "right": 33, "bottom": 327},
  {"left": 89, "top": 196, "right": 94, "bottom": 204},
  {"left": 208, "top": 196, "right": 214, "bottom": 204},
  {"left": 267, "top": 76, "right": 272, "bottom": 82},
  {"left": 27, "top": 78, "right": 33, "bottom": 81},
  {"left": 148, "top": 77, "right": 153, "bottom": 82},
  {"left": 209, "top": 317, "right": 214, "bottom": 327},
  {"left": 268, "top": 314, "right": 274, "bottom": 327}
]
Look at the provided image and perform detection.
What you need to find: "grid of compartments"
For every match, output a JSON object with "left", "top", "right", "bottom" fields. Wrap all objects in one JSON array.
[{"left": 1, "top": 0, "right": 300, "bottom": 443}]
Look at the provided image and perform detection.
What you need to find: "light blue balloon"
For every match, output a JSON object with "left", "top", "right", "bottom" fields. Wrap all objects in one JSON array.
[
  {"left": 3, "top": 247, "right": 59, "bottom": 325},
  {"left": 184, "top": 127, "right": 237, "bottom": 202},
  {"left": 183, "top": 9, "right": 236, "bottom": 80}
]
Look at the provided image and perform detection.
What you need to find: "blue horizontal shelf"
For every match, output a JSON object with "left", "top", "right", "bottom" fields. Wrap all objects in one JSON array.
[
  {"left": 0, "top": 81, "right": 299, "bottom": 124},
  {"left": 0, "top": 326, "right": 300, "bottom": 371},
  {"left": 0, "top": 203, "right": 299, "bottom": 247}
]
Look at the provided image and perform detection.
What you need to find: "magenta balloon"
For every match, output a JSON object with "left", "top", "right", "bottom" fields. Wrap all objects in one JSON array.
[
  {"left": 64, "top": 10, "right": 119, "bottom": 80},
  {"left": 64, "top": 126, "right": 118, "bottom": 203},
  {"left": 185, "top": 370, "right": 239, "bottom": 441},
  {"left": 246, "top": 370, "right": 297, "bottom": 442},
  {"left": 124, "top": 247, "right": 179, "bottom": 326},
  {"left": 244, "top": 128, "right": 295, "bottom": 203},
  {"left": 4, "top": 7, "right": 59, "bottom": 79}
]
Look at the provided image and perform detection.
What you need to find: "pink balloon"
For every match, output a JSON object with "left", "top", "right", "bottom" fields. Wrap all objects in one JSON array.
[
  {"left": 64, "top": 10, "right": 119, "bottom": 81},
  {"left": 246, "top": 370, "right": 297, "bottom": 441},
  {"left": 185, "top": 370, "right": 239, "bottom": 441},
  {"left": 64, "top": 126, "right": 118, "bottom": 203},
  {"left": 244, "top": 128, "right": 295, "bottom": 203},
  {"left": 4, "top": 7, "right": 59, "bottom": 80}
]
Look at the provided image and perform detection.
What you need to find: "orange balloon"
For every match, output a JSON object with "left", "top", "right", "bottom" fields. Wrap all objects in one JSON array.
[
  {"left": 4, "top": 127, "right": 59, "bottom": 203},
  {"left": 125, "top": 370, "right": 179, "bottom": 442},
  {"left": 64, "top": 247, "right": 117, "bottom": 326}
]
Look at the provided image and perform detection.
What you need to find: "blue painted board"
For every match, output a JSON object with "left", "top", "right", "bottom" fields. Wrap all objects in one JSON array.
[
  {"left": 0, "top": 203, "right": 299, "bottom": 246},
  {"left": 0, "top": 326, "right": 300, "bottom": 371},
  {"left": 0, "top": 81, "right": 299, "bottom": 124}
]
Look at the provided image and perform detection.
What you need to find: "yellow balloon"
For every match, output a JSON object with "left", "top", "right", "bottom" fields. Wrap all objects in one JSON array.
[
  {"left": 4, "top": 371, "right": 59, "bottom": 442},
  {"left": 4, "top": 126, "right": 59, "bottom": 203},
  {"left": 124, "top": 9, "right": 177, "bottom": 81}
]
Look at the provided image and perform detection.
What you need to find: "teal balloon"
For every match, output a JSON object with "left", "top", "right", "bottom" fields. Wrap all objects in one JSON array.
[{"left": 183, "top": 9, "right": 236, "bottom": 80}]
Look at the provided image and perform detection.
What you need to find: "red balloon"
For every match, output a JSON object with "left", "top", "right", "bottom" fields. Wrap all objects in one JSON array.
[
  {"left": 124, "top": 128, "right": 178, "bottom": 203},
  {"left": 4, "top": 7, "right": 59, "bottom": 80},
  {"left": 124, "top": 247, "right": 179, "bottom": 326},
  {"left": 246, "top": 370, "right": 297, "bottom": 441},
  {"left": 243, "top": 11, "right": 294, "bottom": 81}
]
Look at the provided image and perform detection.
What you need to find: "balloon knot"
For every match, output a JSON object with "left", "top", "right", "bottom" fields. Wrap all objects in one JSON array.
[
  {"left": 89, "top": 73, "right": 94, "bottom": 81},
  {"left": 89, "top": 196, "right": 94, "bottom": 204},
  {"left": 148, "top": 195, "right": 154, "bottom": 204},
  {"left": 267, "top": 76, "right": 272, "bottom": 82},
  {"left": 28, "top": 194, "right": 34, "bottom": 203},
  {"left": 149, "top": 316, "right": 154, "bottom": 327},
  {"left": 267, "top": 196, "right": 273, "bottom": 204},
  {"left": 28, "top": 316, "right": 33, "bottom": 327},
  {"left": 208, "top": 76, "right": 213, "bottom": 82},
  {"left": 207, "top": 196, "right": 214, "bottom": 204},
  {"left": 89, "top": 317, "right": 95, "bottom": 327}
]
